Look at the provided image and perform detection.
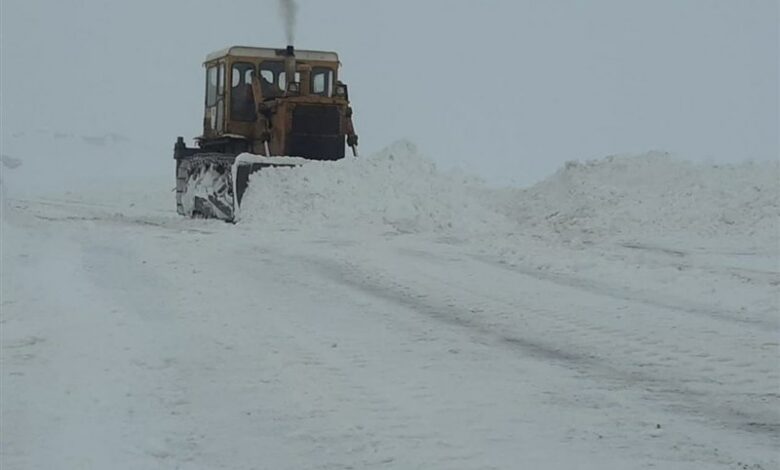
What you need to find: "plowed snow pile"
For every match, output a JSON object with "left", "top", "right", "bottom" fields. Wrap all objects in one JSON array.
[
  {"left": 242, "top": 142, "right": 778, "bottom": 248},
  {"left": 506, "top": 152, "right": 780, "bottom": 247},
  {"left": 241, "top": 141, "right": 511, "bottom": 234}
]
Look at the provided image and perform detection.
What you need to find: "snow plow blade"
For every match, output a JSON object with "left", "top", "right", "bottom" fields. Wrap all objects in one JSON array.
[{"left": 175, "top": 153, "right": 305, "bottom": 222}]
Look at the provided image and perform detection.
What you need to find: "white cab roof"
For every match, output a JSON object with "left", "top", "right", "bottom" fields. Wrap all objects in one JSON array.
[{"left": 205, "top": 46, "right": 339, "bottom": 63}]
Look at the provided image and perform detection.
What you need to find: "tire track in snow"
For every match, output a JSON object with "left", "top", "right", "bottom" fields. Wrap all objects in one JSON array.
[
  {"left": 397, "top": 247, "right": 778, "bottom": 391},
  {"left": 472, "top": 252, "right": 778, "bottom": 331},
  {"left": 296, "top": 249, "right": 779, "bottom": 452},
  {"left": 223, "top": 245, "right": 528, "bottom": 468},
  {"left": 8, "top": 197, "right": 216, "bottom": 234}
]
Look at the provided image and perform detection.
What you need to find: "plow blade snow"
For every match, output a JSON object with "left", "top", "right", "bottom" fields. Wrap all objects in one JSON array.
[{"left": 175, "top": 153, "right": 305, "bottom": 222}]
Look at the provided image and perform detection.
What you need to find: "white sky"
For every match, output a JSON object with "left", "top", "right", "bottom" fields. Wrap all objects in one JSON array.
[{"left": 1, "top": 0, "right": 777, "bottom": 186}]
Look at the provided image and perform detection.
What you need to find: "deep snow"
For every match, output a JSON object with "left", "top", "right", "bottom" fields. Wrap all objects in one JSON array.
[{"left": 2, "top": 136, "right": 778, "bottom": 469}]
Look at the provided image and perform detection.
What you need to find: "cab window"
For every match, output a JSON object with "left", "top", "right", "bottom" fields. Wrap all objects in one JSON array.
[
  {"left": 311, "top": 67, "right": 334, "bottom": 96},
  {"left": 218, "top": 64, "right": 225, "bottom": 96},
  {"left": 206, "top": 66, "right": 218, "bottom": 106},
  {"left": 259, "top": 61, "right": 285, "bottom": 99},
  {"left": 278, "top": 71, "right": 301, "bottom": 91},
  {"left": 231, "top": 62, "right": 256, "bottom": 121}
]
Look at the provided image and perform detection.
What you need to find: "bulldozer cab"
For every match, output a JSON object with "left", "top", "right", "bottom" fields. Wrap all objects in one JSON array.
[{"left": 199, "top": 46, "right": 353, "bottom": 159}]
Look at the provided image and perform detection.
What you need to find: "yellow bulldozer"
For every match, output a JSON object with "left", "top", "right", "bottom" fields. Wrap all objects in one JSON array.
[{"left": 174, "top": 45, "right": 358, "bottom": 221}]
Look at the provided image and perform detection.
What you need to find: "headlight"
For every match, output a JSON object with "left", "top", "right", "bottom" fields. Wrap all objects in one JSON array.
[{"left": 334, "top": 84, "right": 348, "bottom": 97}]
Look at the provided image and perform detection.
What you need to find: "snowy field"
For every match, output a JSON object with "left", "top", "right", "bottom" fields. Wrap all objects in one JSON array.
[{"left": 2, "top": 134, "right": 778, "bottom": 469}]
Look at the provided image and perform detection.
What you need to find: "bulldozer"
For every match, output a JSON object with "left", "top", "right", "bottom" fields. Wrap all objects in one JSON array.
[{"left": 174, "top": 45, "right": 358, "bottom": 221}]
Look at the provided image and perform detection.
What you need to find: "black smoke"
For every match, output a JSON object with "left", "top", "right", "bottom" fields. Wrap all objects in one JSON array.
[{"left": 278, "top": 0, "right": 298, "bottom": 46}]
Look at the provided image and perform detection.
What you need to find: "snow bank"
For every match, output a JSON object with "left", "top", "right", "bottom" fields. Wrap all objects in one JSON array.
[
  {"left": 501, "top": 152, "right": 780, "bottom": 246},
  {"left": 6, "top": 128, "right": 774, "bottom": 249},
  {"left": 241, "top": 143, "right": 778, "bottom": 248},
  {"left": 240, "top": 141, "right": 511, "bottom": 234}
]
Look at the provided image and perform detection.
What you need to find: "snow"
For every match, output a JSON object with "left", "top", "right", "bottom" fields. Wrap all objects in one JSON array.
[
  {"left": 240, "top": 143, "right": 779, "bottom": 245},
  {"left": 2, "top": 136, "right": 778, "bottom": 469},
  {"left": 503, "top": 152, "right": 779, "bottom": 246},
  {"left": 235, "top": 154, "right": 312, "bottom": 167},
  {"left": 240, "top": 140, "right": 510, "bottom": 234}
]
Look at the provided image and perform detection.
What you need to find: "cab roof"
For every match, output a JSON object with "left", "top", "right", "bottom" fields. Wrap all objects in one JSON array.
[{"left": 205, "top": 46, "right": 339, "bottom": 64}]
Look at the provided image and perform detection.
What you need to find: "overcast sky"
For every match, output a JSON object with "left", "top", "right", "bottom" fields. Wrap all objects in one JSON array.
[{"left": 1, "top": 0, "right": 777, "bottom": 185}]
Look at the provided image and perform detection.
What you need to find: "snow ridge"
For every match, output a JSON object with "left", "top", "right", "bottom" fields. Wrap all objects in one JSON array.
[
  {"left": 242, "top": 142, "right": 779, "bottom": 248},
  {"left": 241, "top": 140, "right": 510, "bottom": 234},
  {"left": 503, "top": 152, "right": 780, "bottom": 246}
]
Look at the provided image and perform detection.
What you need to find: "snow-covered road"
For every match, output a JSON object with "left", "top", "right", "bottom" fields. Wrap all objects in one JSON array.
[
  {"left": 3, "top": 190, "right": 777, "bottom": 469},
  {"left": 2, "top": 138, "right": 778, "bottom": 469}
]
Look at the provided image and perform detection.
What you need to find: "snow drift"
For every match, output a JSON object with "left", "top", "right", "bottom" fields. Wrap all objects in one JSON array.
[
  {"left": 506, "top": 152, "right": 780, "bottom": 246},
  {"left": 240, "top": 141, "right": 510, "bottom": 234},
  {"left": 241, "top": 142, "right": 779, "bottom": 248}
]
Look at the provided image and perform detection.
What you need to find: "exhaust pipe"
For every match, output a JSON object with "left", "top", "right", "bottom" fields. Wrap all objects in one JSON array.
[{"left": 284, "top": 45, "right": 296, "bottom": 89}]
